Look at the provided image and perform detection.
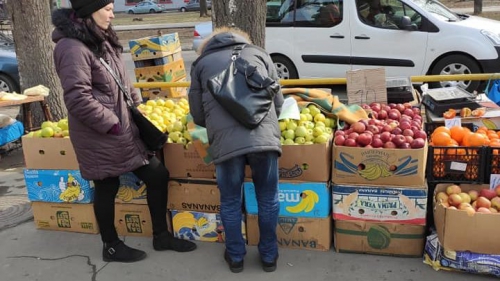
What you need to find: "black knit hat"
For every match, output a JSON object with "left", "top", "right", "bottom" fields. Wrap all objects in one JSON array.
[{"left": 70, "top": 0, "right": 114, "bottom": 18}]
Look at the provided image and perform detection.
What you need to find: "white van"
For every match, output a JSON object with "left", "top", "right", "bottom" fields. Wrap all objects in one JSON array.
[{"left": 264, "top": 0, "right": 500, "bottom": 92}]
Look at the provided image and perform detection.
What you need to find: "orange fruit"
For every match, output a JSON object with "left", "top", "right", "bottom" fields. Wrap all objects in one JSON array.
[
  {"left": 466, "top": 132, "right": 487, "bottom": 146},
  {"left": 460, "top": 107, "right": 472, "bottom": 117},
  {"left": 449, "top": 126, "right": 467, "bottom": 144},
  {"left": 432, "top": 126, "right": 451, "bottom": 137},
  {"left": 432, "top": 132, "right": 452, "bottom": 146}
]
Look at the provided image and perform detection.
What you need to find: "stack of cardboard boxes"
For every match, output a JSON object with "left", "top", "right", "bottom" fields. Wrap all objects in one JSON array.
[
  {"left": 129, "top": 32, "right": 187, "bottom": 100},
  {"left": 331, "top": 143, "right": 429, "bottom": 256},
  {"left": 21, "top": 136, "right": 157, "bottom": 237}
]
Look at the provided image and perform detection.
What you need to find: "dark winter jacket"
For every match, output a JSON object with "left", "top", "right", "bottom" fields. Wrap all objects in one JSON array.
[
  {"left": 188, "top": 30, "right": 284, "bottom": 164},
  {"left": 51, "top": 9, "right": 148, "bottom": 180}
]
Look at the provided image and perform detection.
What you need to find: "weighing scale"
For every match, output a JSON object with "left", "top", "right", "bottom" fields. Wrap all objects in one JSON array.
[{"left": 421, "top": 87, "right": 481, "bottom": 116}]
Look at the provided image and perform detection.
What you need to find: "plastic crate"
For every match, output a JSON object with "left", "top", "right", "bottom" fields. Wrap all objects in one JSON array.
[
  {"left": 484, "top": 147, "right": 500, "bottom": 184},
  {"left": 427, "top": 145, "right": 486, "bottom": 183}
]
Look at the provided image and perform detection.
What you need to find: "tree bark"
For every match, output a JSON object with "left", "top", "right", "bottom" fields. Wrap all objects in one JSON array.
[
  {"left": 212, "top": 0, "right": 266, "bottom": 48},
  {"left": 199, "top": 0, "right": 209, "bottom": 17},
  {"left": 6, "top": 0, "right": 66, "bottom": 126},
  {"left": 474, "top": 0, "right": 483, "bottom": 15}
]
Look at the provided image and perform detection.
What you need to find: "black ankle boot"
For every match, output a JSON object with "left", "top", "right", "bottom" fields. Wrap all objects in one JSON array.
[
  {"left": 102, "top": 240, "right": 147, "bottom": 263},
  {"left": 224, "top": 250, "right": 244, "bottom": 273},
  {"left": 261, "top": 254, "right": 278, "bottom": 272},
  {"left": 153, "top": 231, "right": 197, "bottom": 252}
]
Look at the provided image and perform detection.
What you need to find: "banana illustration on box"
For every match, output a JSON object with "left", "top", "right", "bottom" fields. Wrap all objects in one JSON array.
[
  {"left": 358, "top": 162, "right": 392, "bottom": 181},
  {"left": 117, "top": 184, "right": 147, "bottom": 202},
  {"left": 59, "top": 173, "right": 84, "bottom": 203},
  {"left": 482, "top": 119, "right": 498, "bottom": 130},
  {"left": 285, "top": 190, "right": 319, "bottom": 213},
  {"left": 172, "top": 212, "right": 220, "bottom": 242}
]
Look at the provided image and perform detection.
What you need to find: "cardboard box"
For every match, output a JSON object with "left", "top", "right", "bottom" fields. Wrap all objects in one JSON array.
[
  {"left": 22, "top": 136, "right": 78, "bottom": 170},
  {"left": 434, "top": 183, "right": 500, "bottom": 255},
  {"left": 167, "top": 179, "right": 220, "bottom": 213},
  {"left": 332, "top": 184, "right": 427, "bottom": 225},
  {"left": 424, "top": 233, "right": 500, "bottom": 278},
  {"left": 171, "top": 210, "right": 246, "bottom": 243},
  {"left": 115, "top": 204, "right": 150, "bottom": 237},
  {"left": 332, "top": 142, "right": 428, "bottom": 187},
  {"left": 334, "top": 220, "right": 425, "bottom": 257},
  {"left": 115, "top": 173, "right": 147, "bottom": 205},
  {"left": 244, "top": 141, "right": 332, "bottom": 182},
  {"left": 24, "top": 169, "right": 94, "bottom": 203},
  {"left": 246, "top": 214, "right": 331, "bottom": 251},
  {"left": 163, "top": 143, "right": 216, "bottom": 179},
  {"left": 129, "top": 33, "right": 181, "bottom": 61},
  {"left": 32, "top": 202, "right": 99, "bottom": 234},
  {"left": 134, "top": 59, "right": 186, "bottom": 84},
  {"left": 133, "top": 50, "right": 183, "bottom": 68},
  {"left": 244, "top": 181, "right": 331, "bottom": 218},
  {"left": 141, "top": 77, "right": 188, "bottom": 99}
]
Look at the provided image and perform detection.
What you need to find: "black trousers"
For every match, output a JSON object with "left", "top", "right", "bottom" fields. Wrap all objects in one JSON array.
[{"left": 93, "top": 156, "right": 169, "bottom": 243}]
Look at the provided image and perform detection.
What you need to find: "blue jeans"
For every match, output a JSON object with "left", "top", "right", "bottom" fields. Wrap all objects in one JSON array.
[{"left": 215, "top": 151, "right": 279, "bottom": 263}]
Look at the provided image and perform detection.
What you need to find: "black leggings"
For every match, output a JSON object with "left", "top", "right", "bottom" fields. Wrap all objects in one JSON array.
[{"left": 93, "top": 156, "right": 169, "bottom": 243}]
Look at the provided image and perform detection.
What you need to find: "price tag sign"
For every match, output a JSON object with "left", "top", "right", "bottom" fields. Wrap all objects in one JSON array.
[
  {"left": 444, "top": 118, "right": 461, "bottom": 128},
  {"left": 450, "top": 161, "right": 467, "bottom": 172},
  {"left": 490, "top": 174, "right": 500, "bottom": 190}
]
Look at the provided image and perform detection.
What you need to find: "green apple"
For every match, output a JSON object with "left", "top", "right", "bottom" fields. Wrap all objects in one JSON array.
[
  {"left": 314, "top": 113, "right": 326, "bottom": 123},
  {"left": 295, "top": 137, "right": 306, "bottom": 144},
  {"left": 283, "top": 139, "right": 295, "bottom": 145},
  {"left": 283, "top": 129, "right": 295, "bottom": 140},
  {"left": 41, "top": 127, "right": 54, "bottom": 138},
  {"left": 286, "top": 120, "right": 297, "bottom": 131},
  {"left": 295, "top": 126, "right": 308, "bottom": 137}
]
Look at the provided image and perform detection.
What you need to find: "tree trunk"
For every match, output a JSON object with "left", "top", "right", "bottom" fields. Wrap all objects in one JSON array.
[
  {"left": 474, "top": 0, "right": 483, "bottom": 15},
  {"left": 212, "top": 0, "right": 266, "bottom": 48},
  {"left": 199, "top": 0, "right": 209, "bottom": 17},
  {"left": 6, "top": 0, "right": 66, "bottom": 127}
]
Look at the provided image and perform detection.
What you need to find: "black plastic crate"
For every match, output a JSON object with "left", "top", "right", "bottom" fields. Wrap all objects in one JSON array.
[
  {"left": 427, "top": 145, "right": 486, "bottom": 183},
  {"left": 484, "top": 147, "right": 500, "bottom": 184}
]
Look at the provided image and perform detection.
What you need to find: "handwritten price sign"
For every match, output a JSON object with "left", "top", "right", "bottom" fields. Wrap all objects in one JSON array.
[{"left": 444, "top": 118, "right": 461, "bottom": 128}]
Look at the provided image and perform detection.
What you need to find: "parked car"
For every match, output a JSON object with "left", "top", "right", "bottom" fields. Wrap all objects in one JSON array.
[
  {"left": 179, "top": 0, "right": 212, "bottom": 12},
  {"left": 193, "top": 0, "right": 500, "bottom": 92},
  {"left": 127, "top": 1, "right": 166, "bottom": 14},
  {"left": 0, "top": 41, "right": 19, "bottom": 93}
]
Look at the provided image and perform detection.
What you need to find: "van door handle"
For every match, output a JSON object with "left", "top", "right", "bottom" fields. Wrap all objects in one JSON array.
[
  {"left": 330, "top": 35, "right": 344, "bottom": 38},
  {"left": 355, "top": 36, "right": 370, "bottom": 39}
]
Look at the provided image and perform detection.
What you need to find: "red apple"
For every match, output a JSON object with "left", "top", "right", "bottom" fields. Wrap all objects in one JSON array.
[
  {"left": 458, "top": 192, "right": 471, "bottom": 204},
  {"left": 476, "top": 196, "right": 492, "bottom": 209},
  {"left": 436, "top": 192, "right": 449, "bottom": 203},
  {"left": 477, "top": 207, "right": 492, "bottom": 214},
  {"left": 448, "top": 194, "right": 463, "bottom": 207},
  {"left": 468, "top": 190, "right": 479, "bottom": 202},
  {"left": 480, "top": 189, "right": 497, "bottom": 200}
]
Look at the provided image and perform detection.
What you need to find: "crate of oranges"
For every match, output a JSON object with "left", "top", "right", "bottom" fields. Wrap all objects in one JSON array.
[{"left": 427, "top": 124, "right": 489, "bottom": 183}]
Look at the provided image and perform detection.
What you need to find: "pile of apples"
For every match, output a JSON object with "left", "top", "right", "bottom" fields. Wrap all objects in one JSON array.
[
  {"left": 436, "top": 184, "right": 500, "bottom": 214},
  {"left": 137, "top": 98, "right": 191, "bottom": 147},
  {"left": 334, "top": 102, "right": 427, "bottom": 149},
  {"left": 25, "top": 119, "right": 69, "bottom": 138},
  {"left": 279, "top": 104, "right": 336, "bottom": 145}
]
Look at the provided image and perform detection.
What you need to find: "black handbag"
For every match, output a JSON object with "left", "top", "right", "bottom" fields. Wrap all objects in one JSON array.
[
  {"left": 100, "top": 58, "right": 167, "bottom": 151},
  {"left": 206, "top": 45, "right": 280, "bottom": 129}
]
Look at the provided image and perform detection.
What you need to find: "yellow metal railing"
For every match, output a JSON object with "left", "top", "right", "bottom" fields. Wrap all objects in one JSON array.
[{"left": 133, "top": 73, "right": 500, "bottom": 89}]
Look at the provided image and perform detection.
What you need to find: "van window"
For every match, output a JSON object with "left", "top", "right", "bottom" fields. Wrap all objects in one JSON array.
[
  {"left": 356, "top": 0, "right": 423, "bottom": 30},
  {"left": 267, "top": 0, "right": 343, "bottom": 28}
]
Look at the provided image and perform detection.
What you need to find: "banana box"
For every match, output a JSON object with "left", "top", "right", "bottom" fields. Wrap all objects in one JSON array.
[
  {"left": 133, "top": 49, "right": 183, "bottom": 68},
  {"left": 334, "top": 220, "right": 425, "bottom": 257},
  {"left": 115, "top": 173, "right": 147, "bottom": 205},
  {"left": 243, "top": 181, "right": 331, "bottom": 218},
  {"left": 22, "top": 136, "right": 78, "bottom": 169},
  {"left": 332, "top": 142, "right": 427, "bottom": 187},
  {"left": 332, "top": 184, "right": 427, "bottom": 225},
  {"left": 134, "top": 59, "right": 186, "bottom": 84},
  {"left": 141, "top": 77, "right": 188, "bottom": 99},
  {"left": 163, "top": 142, "right": 216, "bottom": 179},
  {"left": 32, "top": 202, "right": 99, "bottom": 234},
  {"left": 171, "top": 210, "right": 246, "bottom": 243},
  {"left": 129, "top": 33, "right": 181, "bottom": 61},
  {"left": 246, "top": 214, "right": 332, "bottom": 251},
  {"left": 424, "top": 232, "right": 500, "bottom": 278},
  {"left": 167, "top": 179, "right": 220, "bottom": 213},
  {"left": 24, "top": 169, "right": 94, "bottom": 203}
]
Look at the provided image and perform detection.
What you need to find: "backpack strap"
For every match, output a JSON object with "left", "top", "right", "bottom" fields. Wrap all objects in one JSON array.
[{"left": 192, "top": 44, "right": 253, "bottom": 68}]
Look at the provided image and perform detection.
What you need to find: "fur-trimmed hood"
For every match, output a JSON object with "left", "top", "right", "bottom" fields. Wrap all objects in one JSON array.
[
  {"left": 198, "top": 27, "right": 252, "bottom": 55},
  {"left": 51, "top": 8, "right": 92, "bottom": 46}
]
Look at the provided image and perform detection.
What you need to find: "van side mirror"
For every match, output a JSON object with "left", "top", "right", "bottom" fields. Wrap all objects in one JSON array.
[{"left": 400, "top": 16, "right": 417, "bottom": 31}]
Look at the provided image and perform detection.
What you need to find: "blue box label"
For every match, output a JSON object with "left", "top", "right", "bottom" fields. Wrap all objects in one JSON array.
[
  {"left": 244, "top": 182, "right": 331, "bottom": 218},
  {"left": 24, "top": 169, "right": 94, "bottom": 203}
]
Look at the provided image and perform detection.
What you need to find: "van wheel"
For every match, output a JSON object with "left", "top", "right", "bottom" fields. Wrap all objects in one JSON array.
[
  {"left": 272, "top": 55, "right": 298, "bottom": 80},
  {"left": 0, "top": 73, "right": 19, "bottom": 93},
  {"left": 429, "top": 54, "right": 481, "bottom": 93}
]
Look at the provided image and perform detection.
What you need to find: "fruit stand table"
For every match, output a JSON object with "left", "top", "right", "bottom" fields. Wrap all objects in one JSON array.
[{"left": 0, "top": 95, "right": 53, "bottom": 133}]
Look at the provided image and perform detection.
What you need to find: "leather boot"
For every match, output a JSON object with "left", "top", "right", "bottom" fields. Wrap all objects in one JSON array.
[
  {"left": 102, "top": 240, "right": 147, "bottom": 263},
  {"left": 153, "top": 231, "right": 197, "bottom": 252}
]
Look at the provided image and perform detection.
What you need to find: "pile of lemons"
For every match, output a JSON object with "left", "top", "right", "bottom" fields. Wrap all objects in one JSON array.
[{"left": 137, "top": 98, "right": 191, "bottom": 146}]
